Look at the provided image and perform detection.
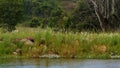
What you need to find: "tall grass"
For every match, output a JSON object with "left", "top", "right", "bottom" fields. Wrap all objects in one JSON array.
[{"left": 0, "top": 27, "right": 120, "bottom": 58}]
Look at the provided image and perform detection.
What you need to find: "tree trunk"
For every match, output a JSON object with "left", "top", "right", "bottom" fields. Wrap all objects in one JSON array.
[
  {"left": 90, "top": 0, "right": 117, "bottom": 31},
  {"left": 111, "top": 0, "right": 115, "bottom": 14},
  {"left": 90, "top": 0, "right": 106, "bottom": 31}
]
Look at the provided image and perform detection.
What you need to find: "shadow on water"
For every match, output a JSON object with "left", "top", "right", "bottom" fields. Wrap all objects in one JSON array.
[{"left": 0, "top": 58, "right": 120, "bottom": 68}]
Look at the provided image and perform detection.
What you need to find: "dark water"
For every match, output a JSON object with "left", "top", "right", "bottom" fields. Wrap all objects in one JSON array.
[{"left": 0, "top": 58, "right": 120, "bottom": 68}]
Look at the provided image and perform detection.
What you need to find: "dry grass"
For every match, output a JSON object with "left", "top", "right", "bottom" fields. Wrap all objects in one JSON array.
[{"left": 0, "top": 27, "right": 120, "bottom": 58}]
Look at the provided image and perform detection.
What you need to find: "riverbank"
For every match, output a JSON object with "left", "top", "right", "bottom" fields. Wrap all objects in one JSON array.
[{"left": 0, "top": 27, "right": 120, "bottom": 59}]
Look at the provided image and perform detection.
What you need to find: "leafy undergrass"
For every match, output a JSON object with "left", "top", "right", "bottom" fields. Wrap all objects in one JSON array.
[{"left": 0, "top": 27, "right": 120, "bottom": 59}]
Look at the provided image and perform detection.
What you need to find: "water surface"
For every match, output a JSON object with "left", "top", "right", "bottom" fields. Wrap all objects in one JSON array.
[{"left": 0, "top": 58, "right": 120, "bottom": 68}]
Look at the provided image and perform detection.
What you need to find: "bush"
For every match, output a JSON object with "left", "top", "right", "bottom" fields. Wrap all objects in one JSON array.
[
  {"left": 0, "top": 0, "right": 24, "bottom": 32},
  {"left": 30, "top": 17, "right": 40, "bottom": 27}
]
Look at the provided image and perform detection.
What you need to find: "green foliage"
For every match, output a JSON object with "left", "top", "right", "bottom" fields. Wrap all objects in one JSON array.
[
  {"left": 0, "top": 0, "right": 120, "bottom": 32},
  {"left": 30, "top": 17, "right": 40, "bottom": 27},
  {"left": 32, "top": 0, "right": 63, "bottom": 28},
  {"left": 64, "top": 0, "right": 100, "bottom": 32},
  {"left": 0, "top": 0, "right": 24, "bottom": 31},
  {"left": 21, "top": 0, "right": 63, "bottom": 28},
  {"left": 0, "top": 35, "right": 16, "bottom": 55}
]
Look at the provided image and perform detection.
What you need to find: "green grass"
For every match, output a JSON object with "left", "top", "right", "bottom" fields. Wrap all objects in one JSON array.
[{"left": 0, "top": 27, "right": 120, "bottom": 59}]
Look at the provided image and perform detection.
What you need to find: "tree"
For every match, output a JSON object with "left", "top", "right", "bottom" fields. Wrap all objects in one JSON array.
[
  {"left": 90, "top": 0, "right": 119, "bottom": 31},
  {"left": 65, "top": 0, "right": 100, "bottom": 32},
  {"left": 32, "top": 0, "right": 63, "bottom": 28},
  {"left": 0, "top": 0, "right": 24, "bottom": 31}
]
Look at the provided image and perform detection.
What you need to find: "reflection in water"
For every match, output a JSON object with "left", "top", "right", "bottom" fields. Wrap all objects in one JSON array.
[{"left": 0, "top": 58, "right": 120, "bottom": 68}]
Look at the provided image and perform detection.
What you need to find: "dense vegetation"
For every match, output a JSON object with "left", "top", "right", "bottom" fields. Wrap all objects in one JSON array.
[
  {"left": 0, "top": 0, "right": 120, "bottom": 58},
  {"left": 0, "top": 27, "right": 120, "bottom": 58},
  {"left": 0, "top": 0, "right": 120, "bottom": 32}
]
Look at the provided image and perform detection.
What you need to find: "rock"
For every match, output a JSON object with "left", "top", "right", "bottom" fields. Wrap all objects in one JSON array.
[
  {"left": 109, "top": 51, "right": 120, "bottom": 58},
  {"left": 16, "top": 48, "right": 22, "bottom": 53},
  {"left": 39, "top": 54, "right": 60, "bottom": 58},
  {"left": 20, "top": 37, "right": 34, "bottom": 46},
  {"left": 24, "top": 40, "right": 34, "bottom": 45},
  {"left": 13, "top": 52, "right": 18, "bottom": 55},
  {"left": 26, "top": 37, "right": 34, "bottom": 43},
  {"left": 13, "top": 48, "right": 22, "bottom": 55},
  {"left": 110, "top": 51, "right": 118, "bottom": 56},
  {"left": 110, "top": 55, "right": 120, "bottom": 59},
  {"left": 20, "top": 38, "right": 28, "bottom": 42}
]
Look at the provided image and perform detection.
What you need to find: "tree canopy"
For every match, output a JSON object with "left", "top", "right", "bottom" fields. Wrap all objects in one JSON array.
[
  {"left": 0, "top": 0, "right": 24, "bottom": 31},
  {"left": 0, "top": 0, "right": 120, "bottom": 32}
]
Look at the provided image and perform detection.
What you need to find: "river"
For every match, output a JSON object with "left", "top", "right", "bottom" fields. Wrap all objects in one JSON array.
[{"left": 0, "top": 58, "right": 120, "bottom": 68}]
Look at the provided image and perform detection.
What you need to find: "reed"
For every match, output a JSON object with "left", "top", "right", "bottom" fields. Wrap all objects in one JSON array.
[{"left": 0, "top": 27, "right": 120, "bottom": 58}]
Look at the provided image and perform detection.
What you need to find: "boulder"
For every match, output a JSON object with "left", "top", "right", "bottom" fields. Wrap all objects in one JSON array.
[
  {"left": 25, "top": 37, "right": 34, "bottom": 43},
  {"left": 20, "top": 37, "right": 34, "bottom": 46},
  {"left": 20, "top": 38, "right": 28, "bottom": 42},
  {"left": 13, "top": 48, "right": 22, "bottom": 55},
  {"left": 13, "top": 52, "right": 18, "bottom": 55},
  {"left": 24, "top": 40, "right": 34, "bottom": 45}
]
